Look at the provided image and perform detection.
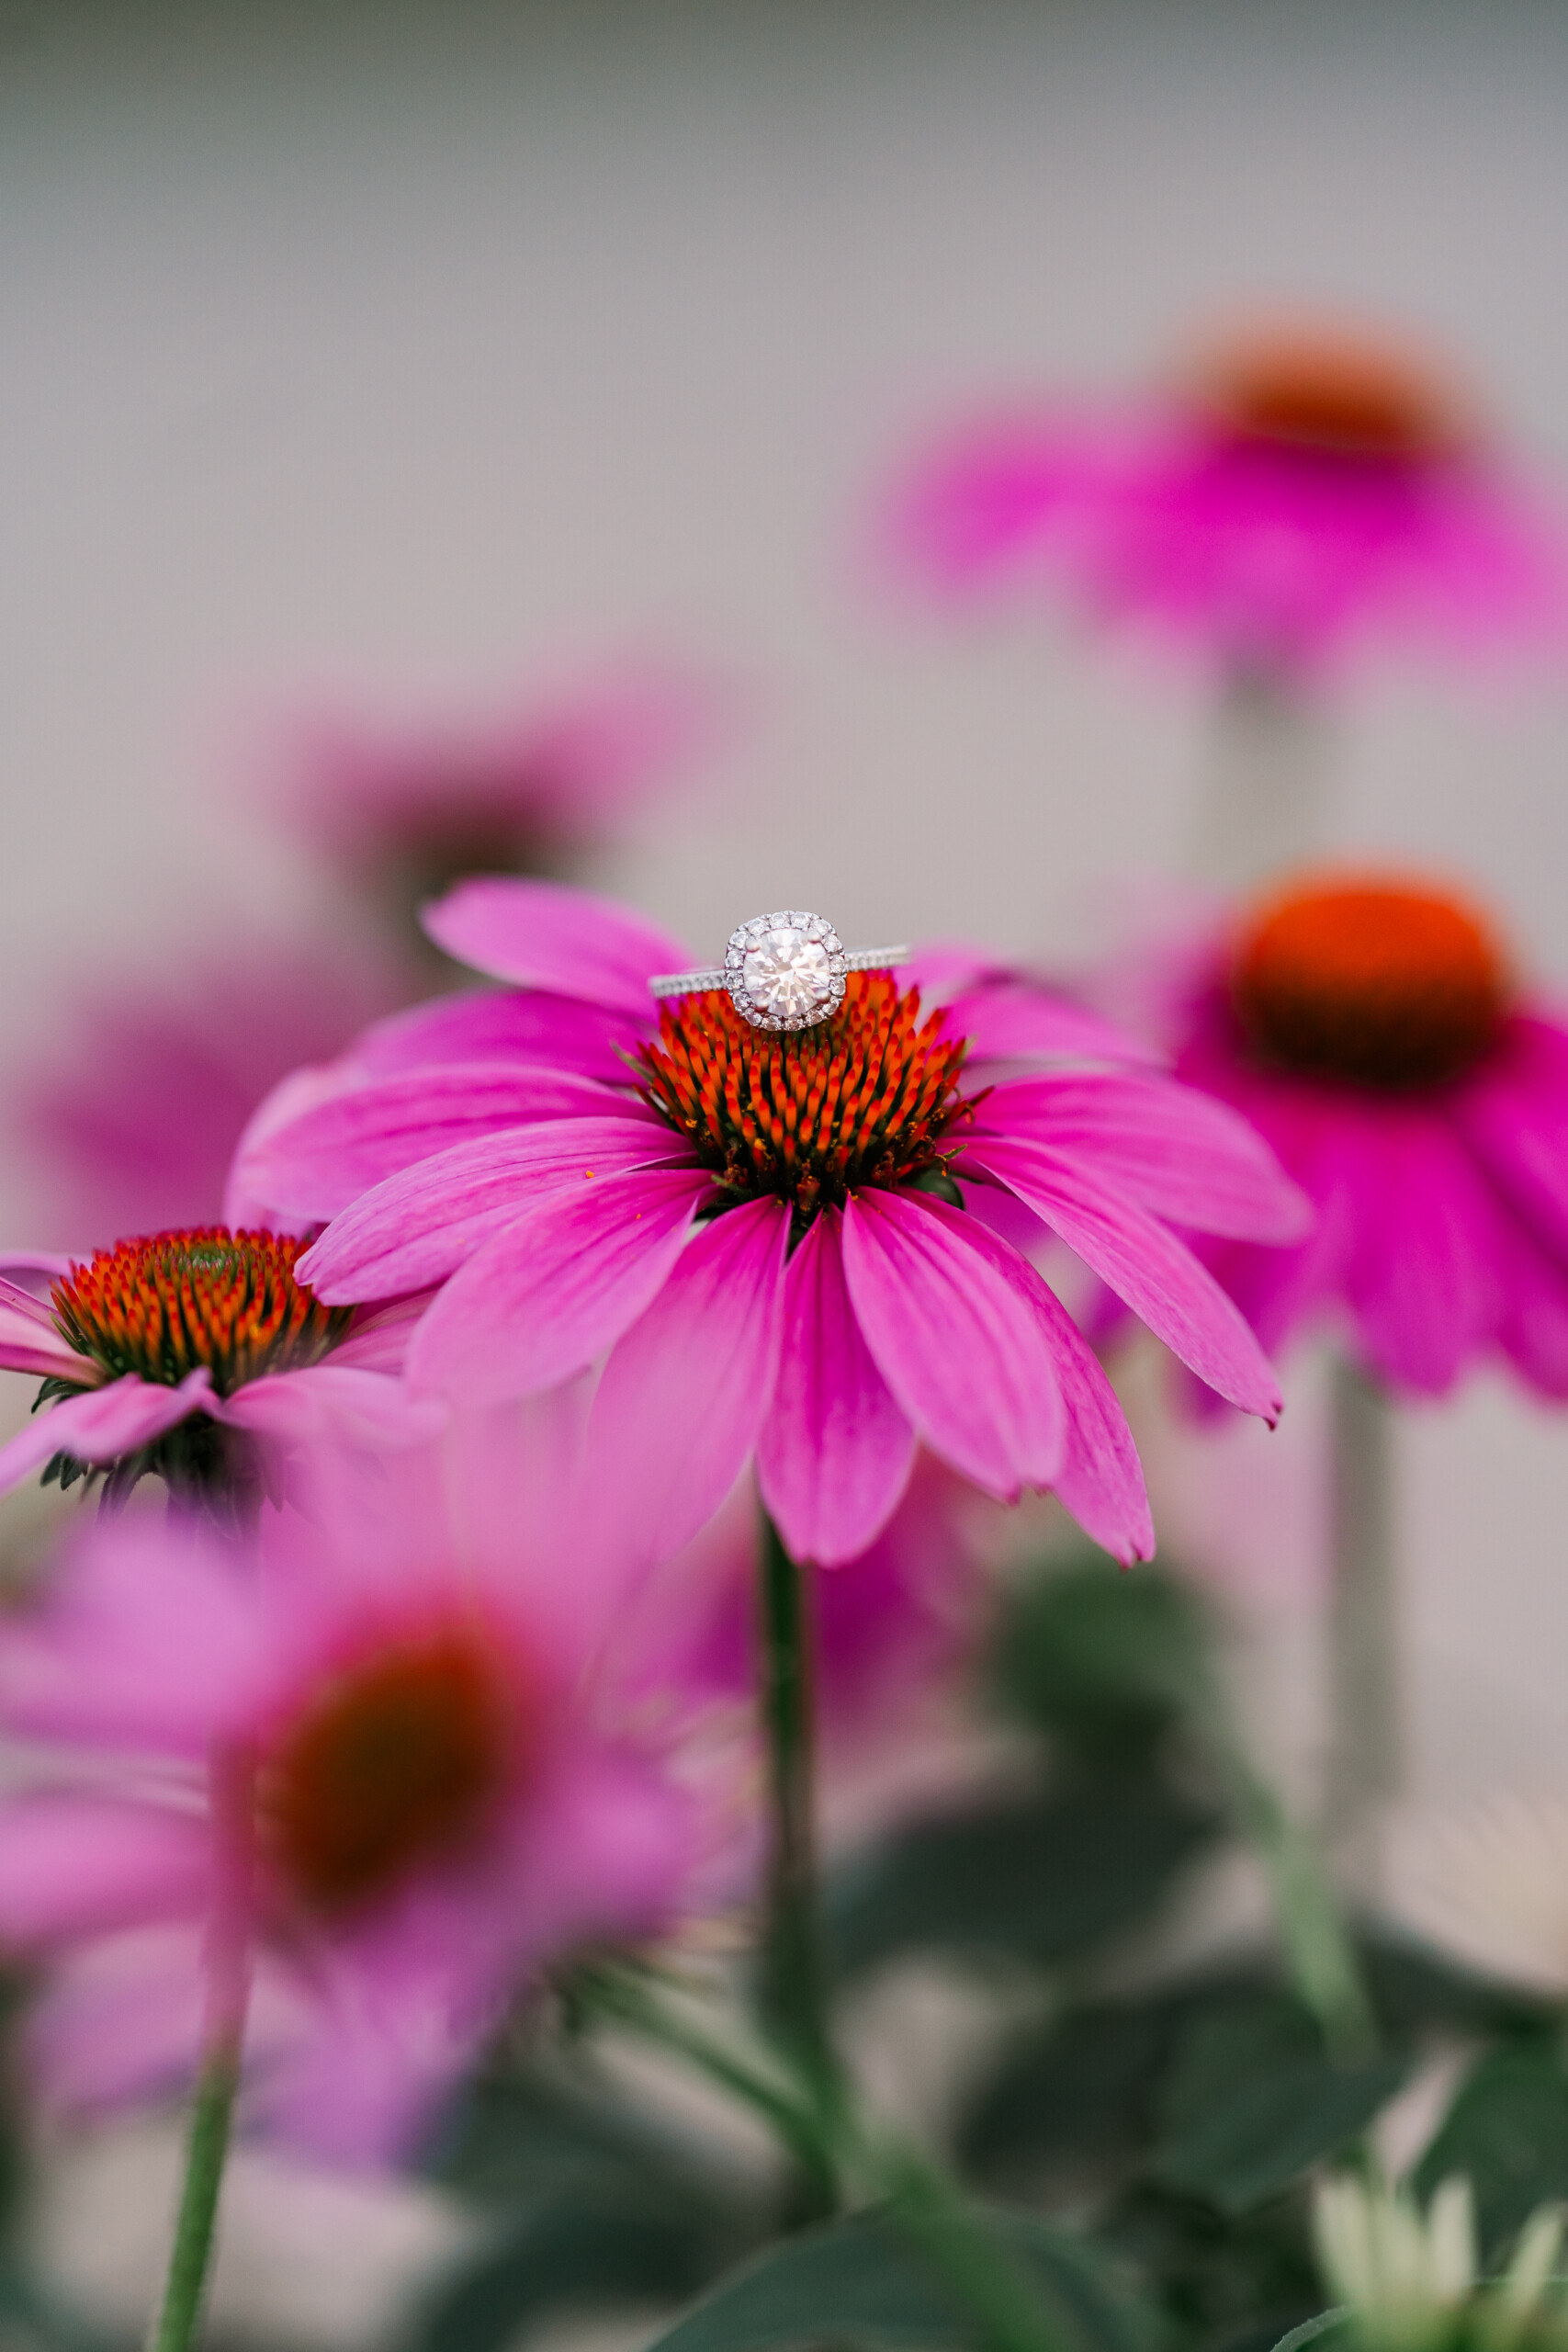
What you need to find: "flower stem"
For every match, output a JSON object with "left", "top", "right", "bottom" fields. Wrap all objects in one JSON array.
[
  {"left": 151, "top": 1746, "right": 255, "bottom": 2352},
  {"left": 756, "top": 1514, "right": 834, "bottom": 2105},
  {"left": 1324, "top": 1358, "right": 1398, "bottom": 1891},
  {"left": 1190, "top": 656, "right": 1334, "bottom": 891}
]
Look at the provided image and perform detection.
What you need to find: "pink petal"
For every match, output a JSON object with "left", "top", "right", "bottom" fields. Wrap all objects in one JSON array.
[
  {"left": 972, "top": 1073, "right": 1312, "bottom": 1241},
  {"left": 0, "top": 1372, "right": 211, "bottom": 1498},
  {"left": 346, "top": 988, "right": 641, "bottom": 1088},
  {"left": 840, "top": 1188, "right": 1066, "bottom": 1500},
  {"left": 241, "top": 1066, "right": 649, "bottom": 1224},
  {"left": 409, "top": 1166, "right": 716, "bottom": 1405},
  {"left": 756, "top": 1208, "right": 917, "bottom": 1567},
  {"left": 297, "top": 1114, "right": 677, "bottom": 1302},
  {"left": 1340, "top": 1112, "right": 1501, "bottom": 1395},
  {"left": 210, "top": 1366, "right": 446, "bottom": 1449},
  {"left": 943, "top": 978, "right": 1163, "bottom": 1069},
  {"left": 960, "top": 1136, "right": 1283, "bottom": 1419},
  {"left": 1019, "top": 1275, "right": 1154, "bottom": 1563},
  {"left": 0, "top": 1798, "right": 209, "bottom": 1946},
  {"left": 224, "top": 1060, "right": 369, "bottom": 1232},
  {"left": 0, "top": 1278, "right": 88, "bottom": 1381},
  {"left": 1453, "top": 1013, "right": 1568, "bottom": 1267},
  {"left": 588, "top": 1196, "right": 792, "bottom": 1562},
  {"left": 0, "top": 1251, "right": 73, "bottom": 1285},
  {"left": 327, "top": 1292, "right": 434, "bottom": 1372},
  {"left": 421, "top": 876, "right": 688, "bottom": 1015}
]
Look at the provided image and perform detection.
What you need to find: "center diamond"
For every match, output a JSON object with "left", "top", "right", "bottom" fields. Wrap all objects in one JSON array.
[{"left": 725, "top": 911, "right": 848, "bottom": 1032}]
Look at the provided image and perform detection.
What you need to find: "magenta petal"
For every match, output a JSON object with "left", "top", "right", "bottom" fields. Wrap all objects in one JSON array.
[
  {"left": 210, "top": 1366, "right": 445, "bottom": 1448},
  {"left": 241, "top": 1066, "right": 649, "bottom": 1223},
  {"left": 297, "top": 1115, "right": 678, "bottom": 1302},
  {"left": 0, "top": 1251, "right": 73, "bottom": 1285},
  {"left": 0, "top": 1798, "right": 209, "bottom": 1945},
  {"left": 946, "top": 979, "right": 1163, "bottom": 1069},
  {"left": 0, "top": 1372, "right": 210, "bottom": 1498},
  {"left": 588, "top": 1196, "right": 792, "bottom": 1562},
  {"left": 974, "top": 1073, "right": 1312, "bottom": 1241},
  {"left": 1453, "top": 1015, "right": 1568, "bottom": 1266},
  {"left": 964, "top": 1136, "right": 1283, "bottom": 1419},
  {"left": 409, "top": 1167, "right": 715, "bottom": 1405},
  {"left": 840, "top": 1189, "right": 1065, "bottom": 1500},
  {"left": 347, "top": 989, "right": 641, "bottom": 1088},
  {"left": 422, "top": 876, "right": 688, "bottom": 1015},
  {"left": 0, "top": 1279, "right": 87, "bottom": 1381},
  {"left": 1022, "top": 1279, "right": 1154, "bottom": 1563},
  {"left": 756, "top": 1208, "right": 917, "bottom": 1567}
]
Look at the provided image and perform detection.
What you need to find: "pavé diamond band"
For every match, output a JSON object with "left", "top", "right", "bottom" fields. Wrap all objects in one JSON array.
[{"left": 649, "top": 912, "right": 910, "bottom": 1033}]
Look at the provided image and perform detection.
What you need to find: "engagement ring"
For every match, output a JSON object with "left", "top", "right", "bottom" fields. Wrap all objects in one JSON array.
[{"left": 649, "top": 912, "right": 910, "bottom": 1033}]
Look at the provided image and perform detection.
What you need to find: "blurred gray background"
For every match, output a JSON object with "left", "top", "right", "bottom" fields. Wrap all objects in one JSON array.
[{"left": 3, "top": 0, "right": 1567, "bottom": 1816}]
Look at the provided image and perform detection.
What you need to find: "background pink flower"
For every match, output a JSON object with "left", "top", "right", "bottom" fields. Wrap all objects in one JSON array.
[
  {"left": 228, "top": 879, "right": 1310, "bottom": 1569},
  {"left": 892, "top": 318, "right": 1568, "bottom": 677},
  {"left": 1120, "top": 869, "right": 1568, "bottom": 1397},
  {"left": 0, "top": 1408, "right": 716, "bottom": 2165}
]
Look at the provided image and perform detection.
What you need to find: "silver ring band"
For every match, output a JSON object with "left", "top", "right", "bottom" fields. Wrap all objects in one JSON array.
[
  {"left": 649, "top": 944, "right": 909, "bottom": 1000},
  {"left": 649, "top": 910, "right": 911, "bottom": 1033}
]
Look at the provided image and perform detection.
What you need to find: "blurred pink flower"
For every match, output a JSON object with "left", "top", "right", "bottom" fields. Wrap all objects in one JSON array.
[
  {"left": 892, "top": 319, "right": 1568, "bottom": 677},
  {"left": 0, "top": 1411, "right": 713, "bottom": 2165},
  {"left": 14, "top": 936, "right": 407, "bottom": 1249},
  {"left": 1120, "top": 869, "right": 1568, "bottom": 1397},
  {"left": 0, "top": 1229, "right": 431, "bottom": 1517},
  {"left": 228, "top": 879, "right": 1310, "bottom": 1569},
  {"left": 269, "top": 662, "right": 726, "bottom": 887}
]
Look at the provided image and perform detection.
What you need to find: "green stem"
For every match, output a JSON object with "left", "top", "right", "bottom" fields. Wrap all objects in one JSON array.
[
  {"left": 876, "top": 2144, "right": 1070, "bottom": 2352},
  {"left": 1325, "top": 1358, "right": 1399, "bottom": 1889},
  {"left": 151, "top": 2057, "right": 242, "bottom": 2352},
  {"left": 756, "top": 1514, "right": 835, "bottom": 2110},
  {"left": 151, "top": 1746, "right": 255, "bottom": 2352}
]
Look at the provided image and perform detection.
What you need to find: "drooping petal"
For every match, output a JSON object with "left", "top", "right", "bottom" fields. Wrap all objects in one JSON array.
[
  {"left": 346, "top": 988, "right": 640, "bottom": 1088},
  {"left": 422, "top": 876, "right": 688, "bottom": 1015},
  {"left": 0, "top": 1251, "right": 73, "bottom": 1285},
  {"left": 840, "top": 1188, "right": 1065, "bottom": 1499},
  {"left": 962, "top": 1134, "right": 1282, "bottom": 1419},
  {"left": 0, "top": 1799, "right": 209, "bottom": 1945},
  {"left": 327, "top": 1292, "right": 434, "bottom": 1373},
  {"left": 972, "top": 1072, "right": 1312, "bottom": 1240},
  {"left": 240, "top": 1066, "right": 649, "bottom": 1224},
  {"left": 1452, "top": 1013, "right": 1568, "bottom": 1268},
  {"left": 0, "top": 1277, "right": 90, "bottom": 1381},
  {"left": 210, "top": 1366, "right": 445, "bottom": 1450},
  {"left": 297, "top": 1115, "right": 679, "bottom": 1302},
  {"left": 409, "top": 1167, "right": 716, "bottom": 1405},
  {"left": 1338, "top": 1109, "right": 1502, "bottom": 1395},
  {"left": 588, "top": 1196, "right": 792, "bottom": 1562},
  {"left": 1016, "top": 1275, "right": 1154, "bottom": 1563},
  {"left": 942, "top": 978, "right": 1164, "bottom": 1069},
  {"left": 756, "top": 1207, "right": 917, "bottom": 1567},
  {"left": 0, "top": 1372, "right": 212, "bottom": 1498}
]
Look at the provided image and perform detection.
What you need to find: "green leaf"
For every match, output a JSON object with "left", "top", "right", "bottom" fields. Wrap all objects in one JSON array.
[
  {"left": 959, "top": 2004, "right": 1179, "bottom": 2185},
  {"left": 1415, "top": 2042, "right": 1568, "bottom": 2257},
  {"left": 417, "top": 2195, "right": 731, "bottom": 2352},
  {"left": 825, "top": 1790, "right": 1218, "bottom": 1980},
  {"left": 1150, "top": 1996, "right": 1405, "bottom": 2215},
  {"left": 990, "top": 1559, "right": 1213, "bottom": 1768},
  {"left": 1268, "top": 2312, "right": 1350, "bottom": 2352},
  {"left": 640, "top": 2210, "right": 1156, "bottom": 2352}
]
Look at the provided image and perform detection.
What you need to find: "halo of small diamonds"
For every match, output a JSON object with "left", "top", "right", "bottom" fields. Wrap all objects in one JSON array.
[{"left": 724, "top": 911, "right": 848, "bottom": 1032}]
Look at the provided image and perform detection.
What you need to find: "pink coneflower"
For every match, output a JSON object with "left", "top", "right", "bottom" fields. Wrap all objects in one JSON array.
[
  {"left": 0, "top": 1228, "right": 430, "bottom": 1519},
  {"left": 0, "top": 1418, "right": 711, "bottom": 2164},
  {"left": 1130, "top": 869, "right": 1568, "bottom": 1397},
  {"left": 227, "top": 879, "right": 1310, "bottom": 1568},
  {"left": 894, "top": 319, "right": 1567, "bottom": 677},
  {"left": 272, "top": 662, "right": 724, "bottom": 898},
  {"left": 13, "top": 937, "right": 408, "bottom": 1249}
]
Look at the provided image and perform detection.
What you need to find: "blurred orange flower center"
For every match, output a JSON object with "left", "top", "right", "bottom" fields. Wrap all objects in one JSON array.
[
  {"left": 50, "top": 1227, "right": 350, "bottom": 1396},
  {"left": 1199, "top": 332, "right": 1459, "bottom": 459},
  {"left": 636, "top": 969, "right": 972, "bottom": 1217},
  {"left": 265, "top": 1628, "right": 519, "bottom": 1913},
  {"left": 1231, "top": 878, "right": 1508, "bottom": 1090}
]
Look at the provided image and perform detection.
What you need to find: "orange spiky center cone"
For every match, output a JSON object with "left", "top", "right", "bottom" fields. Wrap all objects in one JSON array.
[
  {"left": 1196, "top": 328, "right": 1462, "bottom": 459},
  {"left": 1231, "top": 876, "right": 1508, "bottom": 1091},
  {"left": 263, "top": 1627, "right": 521, "bottom": 1915},
  {"left": 635, "top": 970, "right": 974, "bottom": 1217},
  {"left": 51, "top": 1227, "right": 350, "bottom": 1397}
]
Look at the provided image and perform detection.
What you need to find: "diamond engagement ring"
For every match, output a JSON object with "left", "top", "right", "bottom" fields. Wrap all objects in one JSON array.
[{"left": 649, "top": 912, "right": 910, "bottom": 1033}]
